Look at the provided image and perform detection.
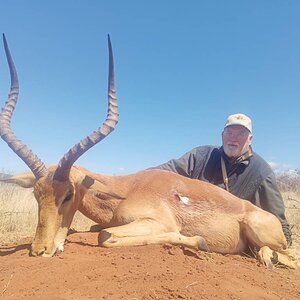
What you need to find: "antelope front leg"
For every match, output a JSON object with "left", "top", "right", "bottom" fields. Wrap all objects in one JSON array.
[{"left": 99, "top": 219, "right": 208, "bottom": 251}]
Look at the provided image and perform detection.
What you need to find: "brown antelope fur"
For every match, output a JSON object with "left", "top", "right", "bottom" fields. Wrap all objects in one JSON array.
[{"left": 0, "top": 35, "right": 298, "bottom": 269}]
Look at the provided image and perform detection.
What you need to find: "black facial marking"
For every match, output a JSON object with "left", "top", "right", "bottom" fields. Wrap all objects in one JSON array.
[{"left": 82, "top": 175, "right": 95, "bottom": 188}]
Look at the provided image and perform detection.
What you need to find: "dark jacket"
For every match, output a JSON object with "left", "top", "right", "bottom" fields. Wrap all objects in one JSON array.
[{"left": 152, "top": 145, "right": 292, "bottom": 244}]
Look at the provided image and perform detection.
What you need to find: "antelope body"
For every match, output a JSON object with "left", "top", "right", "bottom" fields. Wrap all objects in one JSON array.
[{"left": 0, "top": 35, "right": 298, "bottom": 269}]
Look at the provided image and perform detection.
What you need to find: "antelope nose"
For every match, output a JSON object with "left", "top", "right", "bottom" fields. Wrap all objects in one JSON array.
[{"left": 30, "top": 247, "right": 46, "bottom": 257}]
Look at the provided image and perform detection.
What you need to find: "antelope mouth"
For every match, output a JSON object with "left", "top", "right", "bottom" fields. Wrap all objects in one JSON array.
[
  {"left": 31, "top": 243, "right": 64, "bottom": 258},
  {"left": 31, "top": 228, "right": 68, "bottom": 257}
]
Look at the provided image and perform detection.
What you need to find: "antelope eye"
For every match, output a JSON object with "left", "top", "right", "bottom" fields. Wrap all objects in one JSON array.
[{"left": 63, "top": 192, "right": 73, "bottom": 203}]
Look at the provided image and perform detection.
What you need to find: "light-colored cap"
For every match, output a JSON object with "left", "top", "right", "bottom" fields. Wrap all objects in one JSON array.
[{"left": 224, "top": 113, "right": 252, "bottom": 133}]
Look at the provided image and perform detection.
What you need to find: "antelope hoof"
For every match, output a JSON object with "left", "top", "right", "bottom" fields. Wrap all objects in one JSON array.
[
  {"left": 197, "top": 236, "right": 209, "bottom": 252},
  {"left": 258, "top": 246, "right": 276, "bottom": 269},
  {"left": 98, "top": 229, "right": 113, "bottom": 246}
]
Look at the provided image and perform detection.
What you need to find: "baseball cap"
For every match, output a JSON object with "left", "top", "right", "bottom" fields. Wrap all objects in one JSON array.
[{"left": 224, "top": 113, "right": 252, "bottom": 133}]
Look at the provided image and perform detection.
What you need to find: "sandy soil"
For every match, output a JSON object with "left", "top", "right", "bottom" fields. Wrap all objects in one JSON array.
[{"left": 1, "top": 231, "right": 300, "bottom": 300}]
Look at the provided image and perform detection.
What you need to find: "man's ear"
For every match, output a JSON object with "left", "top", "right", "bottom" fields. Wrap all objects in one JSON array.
[
  {"left": 249, "top": 134, "right": 253, "bottom": 144},
  {"left": 0, "top": 172, "right": 37, "bottom": 188}
]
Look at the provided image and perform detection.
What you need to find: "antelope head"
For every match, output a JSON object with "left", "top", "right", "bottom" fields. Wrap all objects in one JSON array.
[{"left": 0, "top": 34, "right": 118, "bottom": 256}]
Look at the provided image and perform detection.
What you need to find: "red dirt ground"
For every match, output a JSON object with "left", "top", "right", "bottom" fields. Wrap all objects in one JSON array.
[{"left": 1, "top": 231, "right": 300, "bottom": 300}]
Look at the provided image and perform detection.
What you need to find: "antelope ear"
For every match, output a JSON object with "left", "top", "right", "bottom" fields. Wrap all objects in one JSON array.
[{"left": 1, "top": 172, "right": 37, "bottom": 188}]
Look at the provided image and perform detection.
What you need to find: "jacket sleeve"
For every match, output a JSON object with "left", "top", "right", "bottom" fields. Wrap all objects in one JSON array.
[
  {"left": 254, "top": 172, "right": 292, "bottom": 245},
  {"left": 149, "top": 148, "right": 198, "bottom": 178}
]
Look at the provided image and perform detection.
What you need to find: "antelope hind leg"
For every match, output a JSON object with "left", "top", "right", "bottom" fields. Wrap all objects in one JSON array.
[
  {"left": 258, "top": 246, "right": 299, "bottom": 269},
  {"left": 244, "top": 210, "right": 299, "bottom": 269},
  {"left": 275, "top": 249, "right": 300, "bottom": 269},
  {"left": 99, "top": 219, "right": 208, "bottom": 250},
  {"left": 243, "top": 211, "right": 287, "bottom": 250}
]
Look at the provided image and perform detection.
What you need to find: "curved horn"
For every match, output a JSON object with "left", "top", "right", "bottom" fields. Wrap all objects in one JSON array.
[
  {"left": 0, "top": 34, "right": 48, "bottom": 179},
  {"left": 53, "top": 35, "right": 118, "bottom": 181}
]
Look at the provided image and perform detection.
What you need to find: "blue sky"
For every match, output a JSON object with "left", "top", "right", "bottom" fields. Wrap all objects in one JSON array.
[{"left": 0, "top": 1, "right": 300, "bottom": 175}]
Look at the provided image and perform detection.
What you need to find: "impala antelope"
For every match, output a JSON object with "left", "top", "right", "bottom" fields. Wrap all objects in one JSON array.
[{"left": 0, "top": 34, "right": 298, "bottom": 269}]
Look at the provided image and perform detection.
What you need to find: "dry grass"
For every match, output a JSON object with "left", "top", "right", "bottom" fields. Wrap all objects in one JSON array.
[
  {"left": 1, "top": 178, "right": 300, "bottom": 248},
  {"left": 277, "top": 172, "right": 300, "bottom": 248},
  {"left": 282, "top": 191, "right": 300, "bottom": 249},
  {"left": 0, "top": 183, "right": 37, "bottom": 244}
]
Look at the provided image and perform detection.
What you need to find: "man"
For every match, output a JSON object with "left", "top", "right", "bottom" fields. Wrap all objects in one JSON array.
[{"left": 152, "top": 113, "right": 292, "bottom": 245}]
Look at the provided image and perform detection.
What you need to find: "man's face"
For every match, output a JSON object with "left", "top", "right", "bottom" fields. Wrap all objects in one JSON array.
[{"left": 222, "top": 125, "right": 253, "bottom": 159}]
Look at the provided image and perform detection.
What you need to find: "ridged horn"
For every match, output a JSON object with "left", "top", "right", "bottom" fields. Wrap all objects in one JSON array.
[
  {"left": 0, "top": 34, "right": 48, "bottom": 179},
  {"left": 53, "top": 35, "right": 118, "bottom": 181}
]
